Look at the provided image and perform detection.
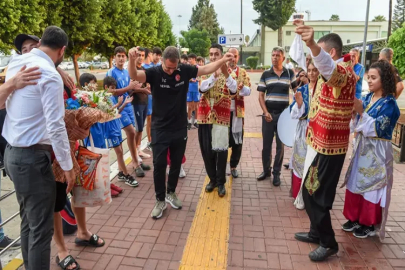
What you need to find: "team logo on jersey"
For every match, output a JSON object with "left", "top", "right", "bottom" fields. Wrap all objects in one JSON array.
[{"left": 175, "top": 74, "right": 180, "bottom": 81}]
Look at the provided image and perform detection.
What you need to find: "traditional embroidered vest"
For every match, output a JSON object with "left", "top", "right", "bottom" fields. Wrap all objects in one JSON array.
[
  {"left": 306, "top": 55, "right": 356, "bottom": 155},
  {"left": 197, "top": 70, "right": 236, "bottom": 126},
  {"left": 233, "top": 67, "right": 251, "bottom": 118}
]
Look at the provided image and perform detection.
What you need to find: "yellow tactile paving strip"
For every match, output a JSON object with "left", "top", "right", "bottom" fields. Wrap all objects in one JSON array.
[
  {"left": 244, "top": 132, "right": 262, "bottom": 138},
  {"left": 180, "top": 150, "right": 233, "bottom": 270},
  {"left": 179, "top": 174, "right": 233, "bottom": 270}
]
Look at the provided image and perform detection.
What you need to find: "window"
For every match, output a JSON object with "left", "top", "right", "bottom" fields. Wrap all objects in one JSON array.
[
  {"left": 314, "top": 31, "right": 330, "bottom": 40},
  {"left": 347, "top": 39, "right": 350, "bottom": 44},
  {"left": 286, "top": 31, "right": 292, "bottom": 36},
  {"left": 285, "top": 46, "right": 290, "bottom": 53}
]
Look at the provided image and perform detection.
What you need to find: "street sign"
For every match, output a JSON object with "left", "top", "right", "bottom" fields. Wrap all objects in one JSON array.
[{"left": 218, "top": 34, "right": 244, "bottom": 45}]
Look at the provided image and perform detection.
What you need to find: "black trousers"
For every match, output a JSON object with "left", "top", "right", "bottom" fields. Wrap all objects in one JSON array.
[
  {"left": 229, "top": 112, "right": 243, "bottom": 168},
  {"left": 5, "top": 145, "right": 56, "bottom": 270},
  {"left": 198, "top": 124, "right": 228, "bottom": 185},
  {"left": 261, "top": 112, "right": 284, "bottom": 175},
  {"left": 151, "top": 128, "right": 187, "bottom": 201},
  {"left": 303, "top": 153, "right": 346, "bottom": 249}
]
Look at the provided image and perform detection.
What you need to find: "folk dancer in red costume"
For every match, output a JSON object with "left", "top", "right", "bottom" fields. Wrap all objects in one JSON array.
[
  {"left": 293, "top": 20, "right": 356, "bottom": 261},
  {"left": 227, "top": 48, "right": 251, "bottom": 178},
  {"left": 198, "top": 44, "right": 237, "bottom": 197}
]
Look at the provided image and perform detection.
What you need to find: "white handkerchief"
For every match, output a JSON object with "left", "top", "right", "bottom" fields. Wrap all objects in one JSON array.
[{"left": 290, "top": 34, "right": 307, "bottom": 72}]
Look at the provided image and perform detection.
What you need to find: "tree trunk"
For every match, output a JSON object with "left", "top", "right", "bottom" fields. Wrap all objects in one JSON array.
[
  {"left": 73, "top": 54, "right": 80, "bottom": 87},
  {"left": 278, "top": 27, "right": 283, "bottom": 47},
  {"left": 109, "top": 55, "right": 113, "bottom": 69},
  {"left": 388, "top": 0, "right": 393, "bottom": 40},
  {"left": 260, "top": 25, "right": 266, "bottom": 65}
]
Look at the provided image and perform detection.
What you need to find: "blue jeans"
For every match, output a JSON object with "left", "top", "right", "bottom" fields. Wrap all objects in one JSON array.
[{"left": 0, "top": 174, "right": 4, "bottom": 242}]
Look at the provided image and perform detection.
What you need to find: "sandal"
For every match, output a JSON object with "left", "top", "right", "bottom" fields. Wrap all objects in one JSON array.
[
  {"left": 74, "top": 234, "right": 105, "bottom": 247},
  {"left": 56, "top": 255, "right": 80, "bottom": 270}
]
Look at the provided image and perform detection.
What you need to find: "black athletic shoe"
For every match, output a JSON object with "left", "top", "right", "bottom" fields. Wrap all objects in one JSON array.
[
  {"left": 117, "top": 171, "right": 126, "bottom": 182},
  {"left": 353, "top": 225, "right": 376, "bottom": 239},
  {"left": 342, "top": 220, "right": 360, "bottom": 232},
  {"left": 187, "top": 123, "right": 192, "bottom": 130},
  {"left": 309, "top": 246, "right": 338, "bottom": 262}
]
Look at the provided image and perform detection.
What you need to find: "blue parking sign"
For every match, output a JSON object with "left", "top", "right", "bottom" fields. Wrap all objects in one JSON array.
[{"left": 219, "top": 36, "right": 226, "bottom": 44}]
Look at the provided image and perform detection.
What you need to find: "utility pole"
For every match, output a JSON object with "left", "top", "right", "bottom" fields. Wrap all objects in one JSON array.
[
  {"left": 361, "top": 0, "right": 371, "bottom": 67},
  {"left": 240, "top": 0, "right": 243, "bottom": 65},
  {"left": 388, "top": 0, "right": 393, "bottom": 40}
]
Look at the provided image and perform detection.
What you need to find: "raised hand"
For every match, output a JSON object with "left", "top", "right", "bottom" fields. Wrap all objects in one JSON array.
[
  {"left": 295, "top": 91, "right": 304, "bottom": 108},
  {"left": 128, "top": 47, "right": 138, "bottom": 61},
  {"left": 223, "top": 52, "right": 234, "bottom": 62},
  {"left": 117, "top": 95, "right": 124, "bottom": 105},
  {"left": 124, "top": 96, "right": 133, "bottom": 104}
]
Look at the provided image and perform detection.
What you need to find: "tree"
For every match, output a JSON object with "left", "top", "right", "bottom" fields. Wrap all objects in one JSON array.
[
  {"left": 245, "top": 35, "right": 250, "bottom": 44},
  {"left": 189, "top": 0, "right": 224, "bottom": 44},
  {"left": 246, "top": 56, "right": 259, "bottom": 70},
  {"left": 0, "top": 0, "right": 21, "bottom": 53},
  {"left": 253, "top": 0, "right": 296, "bottom": 47},
  {"left": 393, "top": 0, "right": 405, "bottom": 31},
  {"left": 372, "top": 15, "right": 387, "bottom": 22},
  {"left": 155, "top": 2, "right": 176, "bottom": 49},
  {"left": 15, "top": 0, "right": 46, "bottom": 36},
  {"left": 179, "top": 29, "right": 211, "bottom": 57},
  {"left": 329, "top": 14, "right": 340, "bottom": 21},
  {"left": 388, "top": 26, "right": 405, "bottom": 76},
  {"left": 91, "top": 0, "right": 139, "bottom": 68},
  {"left": 59, "top": 0, "right": 103, "bottom": 84}
]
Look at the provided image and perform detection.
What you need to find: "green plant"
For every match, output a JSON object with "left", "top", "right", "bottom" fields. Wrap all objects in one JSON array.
[
  {"left": 246, "top": 56, "right": 259, "bottom": 70},
  {"left": 388, "top": 24, "right": 405, "bottom": 76}
]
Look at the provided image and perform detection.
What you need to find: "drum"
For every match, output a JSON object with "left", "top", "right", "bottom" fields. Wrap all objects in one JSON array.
[{"left": 277, "top": 108, "right": 299, "bottom": 148}]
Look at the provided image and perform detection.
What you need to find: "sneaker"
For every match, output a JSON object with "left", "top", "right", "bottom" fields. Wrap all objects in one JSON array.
[
  {"left": 146, "top": 142, "right": 152, "bottom": 152},
  {"left": 165, "top": 192, "right": 182, "bottom": 209},
  {"left": 342, "top": 220, "right": 360, "bottom": 232},
  {"left": 187, "top": 123, "right": 192, "bottom": 130},
  {"left": 151, "top": 200, "right": 167, "bottom": 219},
  {"left": 110, "top": 183, "right": 123, "bottom": 193},
  {"left": 179, "top": 165, "right": 186, "bottom": 178},
  {"left": 0, "top": 236, "right": 21, "bottom": 250},
  {"left": 125, "top": 175, "right": 139, "bottom": 187},
  {"left": 353, "top": 225, "right": 376, "bottom": 238},
  {"left": 117, "top": 171, "right": 126, "bottom": 182},
  {"left": 137, "top": 155, "right": 143, "bottom": 163},
  {"left": 167, "top": 166, "right": 170, "bottom": 175},
  {"left": 139, "top": 150, "right": 151, "bottom": 159},
  {"left": 140, "top": 163, "right": 151, "bottom": 171},
  {"left": 135, "top": 166, "right": 145, "bottom": 177},
  {"left": 193, "top": 122, "right": 199, "bottom": 129},
  {"left": 111, "top": 187, "right": 119, "bottom": 197}
]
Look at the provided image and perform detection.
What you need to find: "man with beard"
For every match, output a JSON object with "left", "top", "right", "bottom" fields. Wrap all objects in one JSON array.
[
  {"left": 3, "top": 26, "right": 75, "bottom": 270},
  {"left": 227, "top": 48, "right": 251, "bottom": 178},
  {"left": 198, "top": 44, "right": 238, "bottom": 197}
]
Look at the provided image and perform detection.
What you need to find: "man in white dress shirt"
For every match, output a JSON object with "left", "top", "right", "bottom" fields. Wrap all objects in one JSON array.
[{"left": 3, "top": 26, "right": 75, "bottom": 270}]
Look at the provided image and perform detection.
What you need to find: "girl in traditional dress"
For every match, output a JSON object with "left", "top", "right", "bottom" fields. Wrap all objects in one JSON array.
[
  {"left": 342, "top": 60, "right": 400, "bottom": 239},
  {"left": 290, "top": 61, "right": 319, "bottom": 210}
]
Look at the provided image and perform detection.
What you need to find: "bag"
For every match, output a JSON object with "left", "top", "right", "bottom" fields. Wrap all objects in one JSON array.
[
  {"left": 72, "top": 135, "right": 111, "bottom": 207},
  {"left": 60, "top": 198, "right": 78, "bottom": 235},
  {"left": 76, "top": 146, "right": 102, "bottom": 190}
]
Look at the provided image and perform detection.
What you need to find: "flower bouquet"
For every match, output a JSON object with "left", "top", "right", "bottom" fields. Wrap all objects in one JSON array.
[{"left": 52, "top": 86, "right": 119, "bottom": 187}]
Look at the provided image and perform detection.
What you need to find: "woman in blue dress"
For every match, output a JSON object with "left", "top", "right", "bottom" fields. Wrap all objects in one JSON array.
[{"left": 342, "top": 60, "right": 400, "bottom": 239}]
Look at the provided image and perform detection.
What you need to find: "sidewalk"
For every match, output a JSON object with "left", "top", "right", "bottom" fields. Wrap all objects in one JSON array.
[{"left": 39, "top": 72, "right": 405, "bottom": 270}]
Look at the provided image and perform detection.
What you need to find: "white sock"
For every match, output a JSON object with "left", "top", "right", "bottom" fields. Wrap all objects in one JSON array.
[{"left": 188, "top": 118, "right": 191, "bottom": 124}]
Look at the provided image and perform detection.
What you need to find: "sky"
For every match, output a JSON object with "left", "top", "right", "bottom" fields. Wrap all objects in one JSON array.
[{"left": 162, "top": 0, "right": 396, "bottom": 39}]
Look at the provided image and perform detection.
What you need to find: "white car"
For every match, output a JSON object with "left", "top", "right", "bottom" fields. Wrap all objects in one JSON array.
[
  {"left": 66, "top": 62, "right": 74, "bottom": 70},
  {"left": 59, "top": 62, "right": 68, "bottom": 70}
]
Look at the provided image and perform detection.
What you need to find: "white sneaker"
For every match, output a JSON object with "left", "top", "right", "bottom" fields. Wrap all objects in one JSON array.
[
  {"left": 179, "top": 165, "right": 186, "bottom": 178},
  {"left": 137, "top": 155, "right": 143, "bottom": 163},
  {"left": 138, "top": 150, "right": 151, "bottom": 159}
]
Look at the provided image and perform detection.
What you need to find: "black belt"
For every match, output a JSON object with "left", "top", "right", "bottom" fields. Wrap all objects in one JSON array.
[
  {"left": 268, "top": 110, "right": 283, "bottom": 114},
  {"left": 12, "top": 144, "right": 53, "bottom": 153}
]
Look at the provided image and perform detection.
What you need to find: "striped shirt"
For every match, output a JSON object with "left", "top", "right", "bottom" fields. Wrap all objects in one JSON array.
[{"left": 258, "top": 67, "right": 294, "bottom": 112}]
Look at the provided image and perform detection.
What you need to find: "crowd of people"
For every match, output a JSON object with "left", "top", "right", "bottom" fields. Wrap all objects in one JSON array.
[{"left": 0, "top": 18, "right": 402, "bottom": 269}]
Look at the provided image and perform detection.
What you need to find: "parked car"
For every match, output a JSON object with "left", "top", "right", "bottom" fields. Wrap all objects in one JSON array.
[
  {"left": 91, "top": 62, "right": 103, "bottom": 69},
  {"left": 101, "top": 62, "right": 108, "bottom": 69},
  {"left": 59, "top": 62, "right": 68, "bottom": 70}
]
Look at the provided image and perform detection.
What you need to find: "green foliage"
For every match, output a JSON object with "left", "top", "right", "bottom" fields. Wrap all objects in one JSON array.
[
  {"left": 393, "top": 0, "right": 405, "bottom": 31},
  {"left": 372, "top": 15, "right": 387, "bottom": 22},
  {"left": 189, "top": 0, "right": 224, "bottom": 44},
  {"left": 329, "top": 14, "right": 340, "bottom": 21},
  {"left": 179, "top": 29, "right": 211, "bottom": 57},
  {"left": 246, "top": 56, "right": 259, "bottom": 70},
  {"left": 252, "top": 0, "right": 295, "bottom": 46},
  {"left": 155, "top": 3, "right": 177, "bottom": 48},
  {"left": 388, "top": 25, "right": 405, "bottom": 76},
  {"left": 253, "top": 0, "right": 295, "bottom": 31},
  {"left": 0, "top": 0, "right": 20, "bottom": 53}
]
